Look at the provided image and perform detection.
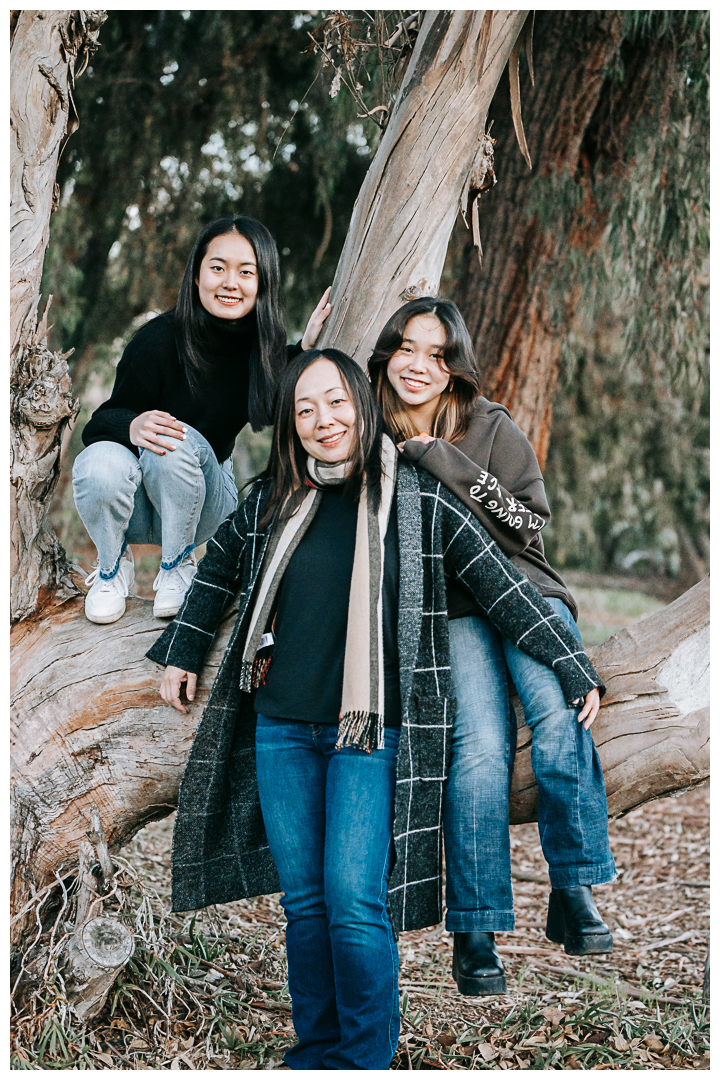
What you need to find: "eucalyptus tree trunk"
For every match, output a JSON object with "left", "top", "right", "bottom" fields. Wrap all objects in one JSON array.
[
  {"left": 449, "top": 10, "right": 675, "bottom": 467},
  {"left": 319, "top": 9, "right": 529, "bottom": 363},
  {"left": 10, "top": 9, "right": 106, "bottom": 623}
]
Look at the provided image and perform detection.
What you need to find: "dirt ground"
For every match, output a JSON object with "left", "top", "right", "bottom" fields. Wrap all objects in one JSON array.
[{"left": 14, "top": 783, "right": 705, "bottom": 1070}]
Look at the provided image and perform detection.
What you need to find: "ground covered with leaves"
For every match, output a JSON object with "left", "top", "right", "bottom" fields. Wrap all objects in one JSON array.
[{"left": 11, "top": 783, "right": 708, "bottom": 1070}]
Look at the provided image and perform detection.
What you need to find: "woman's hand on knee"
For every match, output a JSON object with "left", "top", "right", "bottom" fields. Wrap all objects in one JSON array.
[
  {"left": 160, "top": 665, "right": 197, "bottom": 713},
  {"left": 574, "top": 687, "right": 600, "bottom": 730},
  {"left": 130, "top": 410, "right": 187, "bottom": 454}
]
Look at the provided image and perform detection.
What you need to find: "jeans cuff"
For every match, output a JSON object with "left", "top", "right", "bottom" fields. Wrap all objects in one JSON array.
[
  {"left": 99, "top": 538, "right": 127, "bottom": 580},
  {"left": 160, "top": 543, "right": 195, "bottom": 571},
  {"left": 445, "top": 910, "right": 515, "bottom": 933},
  {"left": 549, "top": 859, "right": 617, "bottom": 889}
]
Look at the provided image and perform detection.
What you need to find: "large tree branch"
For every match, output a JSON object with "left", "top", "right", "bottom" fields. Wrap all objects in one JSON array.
[
  {"left": 11, "top": 579, "right": 709, "bottom": 948},
  {"left": 319, "top": 9, "right": 529, "bottom": 364}
]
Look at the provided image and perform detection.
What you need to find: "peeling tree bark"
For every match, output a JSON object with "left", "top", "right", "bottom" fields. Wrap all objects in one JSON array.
[
  {"left": 319, "top": 9, "right": 529, "bottom": 362},
  {"left": 10, "top": 9, "right": 106, "bottom": 623}
]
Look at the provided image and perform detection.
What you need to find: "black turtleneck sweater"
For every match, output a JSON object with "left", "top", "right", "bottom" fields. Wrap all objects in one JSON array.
[{"left": 82, "top": 311, "right": 300, "bottom": 463}]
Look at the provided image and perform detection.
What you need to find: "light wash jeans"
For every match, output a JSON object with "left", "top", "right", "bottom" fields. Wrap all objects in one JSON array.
[
  {"left": 255, "top": 716, "right": 401, "bottom": 1072},
  {"left": 443, "top": 597, "right": 615, "bottom": 933},
  {"left": 72, "top": 426, "right": 238, "bottom": 578}
]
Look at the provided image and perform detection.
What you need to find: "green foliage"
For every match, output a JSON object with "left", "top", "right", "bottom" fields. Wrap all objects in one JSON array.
[{"left": 42, "top": 10, "right": 383, "bottom": 366}]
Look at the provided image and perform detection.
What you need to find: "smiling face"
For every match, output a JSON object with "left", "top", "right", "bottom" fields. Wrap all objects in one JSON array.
[
  {"left": 294, "top": 358, "right": 357, "bottom": 463},
  {"left": 386, "top": 314, "right": 450, "bottom": 428},
  {"left": 195, "top": 231, "right": 259, "bottom": 319}
]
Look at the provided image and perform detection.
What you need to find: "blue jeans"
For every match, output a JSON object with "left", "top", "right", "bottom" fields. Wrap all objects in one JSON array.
[
  {"left": 444, "top": 598, "right": 615, "bottom": 932},
  {"left": 255, "top": 716, "right": 401, "bottom": 1071},
  {"left": 72, "top": 427, "right": 237, "bottom": 578}
]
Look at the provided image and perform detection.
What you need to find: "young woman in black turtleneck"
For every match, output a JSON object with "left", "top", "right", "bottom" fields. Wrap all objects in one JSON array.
[{"left": 72, "top": 215, "right": 330, "bottom": 625}]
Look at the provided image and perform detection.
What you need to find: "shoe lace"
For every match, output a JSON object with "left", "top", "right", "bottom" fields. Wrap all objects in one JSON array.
[
  {"left": 154, "top": 557, "right": 196, "bottom": 592},
  {"left": 85, "top": 558, "right": 130, "bottom": 591}
]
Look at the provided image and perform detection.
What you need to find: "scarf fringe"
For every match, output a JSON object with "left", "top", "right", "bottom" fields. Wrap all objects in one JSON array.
[
  {"left": 240, "top": 657, "right": 271, "bottom": 693},
  {"left": 335, "top": 710, "right": 385, "bottom": 754}
]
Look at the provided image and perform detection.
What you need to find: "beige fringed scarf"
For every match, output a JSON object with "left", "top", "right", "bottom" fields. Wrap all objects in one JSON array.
[{"left": 240, "top": 434, "right": 398, "bottom": 751}]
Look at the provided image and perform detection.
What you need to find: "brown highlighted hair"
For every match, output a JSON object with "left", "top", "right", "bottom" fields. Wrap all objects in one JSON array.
[
  {"left": 259, "top": 348, "right": 383, "bottom": 529},
  {"left": 367, "top": 297, "right": 481, "bottom": 443}
]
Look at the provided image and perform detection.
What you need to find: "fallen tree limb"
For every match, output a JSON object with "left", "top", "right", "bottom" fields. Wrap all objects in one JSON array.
[{"left": 11, "top": 578, "right": 708, "bottom": 949}]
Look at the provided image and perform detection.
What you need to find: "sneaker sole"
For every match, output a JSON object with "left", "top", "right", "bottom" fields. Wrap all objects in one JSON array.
[
  {"left": 154, "top": 604, "right": 182, "bottom": 618},
  {"left": 85, "top": 604, "right": 126, "bottom": 624}
]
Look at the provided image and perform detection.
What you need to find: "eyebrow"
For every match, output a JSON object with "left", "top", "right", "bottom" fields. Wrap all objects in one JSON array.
[
  {"left": 296, "top": 386, "right": 346, "bottom": 403},
  {"left": 207, "top": 256, "right": 257, "bottom": 266},
  {"left": 402, "top": 336, "right": 445, "bottom": 350}
]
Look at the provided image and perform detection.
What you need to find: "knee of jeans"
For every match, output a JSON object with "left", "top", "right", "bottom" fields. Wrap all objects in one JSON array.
[
  {"left": 72, "top": 443, "right": 140, "bottom": 495},
  {"left": 146, "top": 428, "right": 206, "bottom": 470},
  {"left": 324, "top": 865, "right": 389, "bottom": 929},
  {"left": 529, "top": 706, "right": 581, "bottom": 759},
  {"left": 451, "top": 722, "right": 513, "bottom": 764},
  {"left": 279, "top": 880, "right": 326, "bottom": 922}
]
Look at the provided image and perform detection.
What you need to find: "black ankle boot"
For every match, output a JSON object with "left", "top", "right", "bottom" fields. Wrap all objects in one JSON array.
[
  {"left": 546, "top": 886, "right": 613, "bottom": 955},
  {"left": 452, "top": 932, "right": 506, "bottom": 996}
]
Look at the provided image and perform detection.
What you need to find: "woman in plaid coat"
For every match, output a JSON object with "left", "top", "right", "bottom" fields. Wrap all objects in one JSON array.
[{"left": 148, "top": 349, "right": 602, "bottom": 1070}]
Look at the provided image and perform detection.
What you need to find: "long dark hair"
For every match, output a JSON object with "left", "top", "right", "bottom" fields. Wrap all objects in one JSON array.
[
  {"left": 367, "top": 297, "right": 481, "bottom": 443},
  {"left": 174, "top": 216, "right": 286, "bottom": 430},
  {"left": 260, "top": 348, "right": 383, "bottom": 529}
]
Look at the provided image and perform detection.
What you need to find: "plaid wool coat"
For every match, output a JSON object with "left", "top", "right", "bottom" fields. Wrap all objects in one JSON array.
[{"left": 147, "top": 462, "right": 603, "bottom": 932}]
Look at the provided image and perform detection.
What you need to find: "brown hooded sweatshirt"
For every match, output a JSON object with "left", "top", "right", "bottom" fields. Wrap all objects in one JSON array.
[{"left": 400, "top": 397, "right": 578, "bottom": 621}]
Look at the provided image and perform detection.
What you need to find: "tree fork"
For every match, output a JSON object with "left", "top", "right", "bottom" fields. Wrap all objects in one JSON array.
[{"left": 319, "top": 9, "right": 529, "bottom": 363}]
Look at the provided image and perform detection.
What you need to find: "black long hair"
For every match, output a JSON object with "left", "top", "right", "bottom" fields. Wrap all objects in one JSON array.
[
  {"left": 174, "top": 216, "right": 286, "bottom": 430},
  {"left": 260, "top": 348, "right": 384, "bottom": 529},
  {"left": 367, "top": 297, "right": 481, "bottom": 443}
]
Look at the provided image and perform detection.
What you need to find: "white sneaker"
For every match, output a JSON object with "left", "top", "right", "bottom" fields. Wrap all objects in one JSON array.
[
  {"left": 153, "top": 552, "right": 197, "bottom": 618},
  {"left": 84, "top": 551, "right": 135, "bottom": 624}
]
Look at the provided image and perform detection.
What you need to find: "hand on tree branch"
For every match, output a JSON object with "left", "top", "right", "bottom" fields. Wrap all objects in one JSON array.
[
  {"left": 160, "top": 666, "right": 197, "bottom": 713},
  {"left": 301, "top": 288, "right": 332, "bottom": 350},
  {"left": 574, "top": 687, "right": 600, "bottom": 730}
]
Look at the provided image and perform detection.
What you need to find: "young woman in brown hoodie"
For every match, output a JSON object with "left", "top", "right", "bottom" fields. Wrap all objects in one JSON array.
[{"left": 368, "top": 298, "right": 615, "bottom": 996}]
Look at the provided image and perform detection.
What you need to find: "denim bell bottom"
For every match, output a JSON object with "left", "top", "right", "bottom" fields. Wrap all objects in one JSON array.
[
  {"left": 255, "top": 716, "right": 401, "bottom": 1071},
  {"left": 72, "top": 425, "right": 238, "bottom": 578},
  {"left": 443, "top": 596, "right": 615, "bottom": 933}
]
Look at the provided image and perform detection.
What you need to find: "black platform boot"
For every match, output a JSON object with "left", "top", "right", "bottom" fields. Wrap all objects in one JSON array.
[
  {"left": 546, "top": 886, "right": 613, "bottom": 955},
  {"left": 452, "top": 932, "right": 507, "bottom": 996}
]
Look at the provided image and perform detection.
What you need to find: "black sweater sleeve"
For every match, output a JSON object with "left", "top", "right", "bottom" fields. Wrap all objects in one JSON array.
[{"left": 82, "top": 318, "right": 171, "bottom": 454}]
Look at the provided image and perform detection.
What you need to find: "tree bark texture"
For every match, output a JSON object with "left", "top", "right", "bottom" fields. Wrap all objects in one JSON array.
[
  {"left": 11, "top": 578, "right": 709, "bottom": 948},
  {"left": 450, "top": 10, "right": 677, "bottom": 467},
  {"left": 319, "top": 9, "right": 529, "bottom": 364},
  {"left": 10, "top": 10, "right": 106, "bottom": 623}
]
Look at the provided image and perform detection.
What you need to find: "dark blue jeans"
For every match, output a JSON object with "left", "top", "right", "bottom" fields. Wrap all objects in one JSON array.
[
  {"left": 255, "top": 716, "right": 401, "bottom": 1071},
  {"left": 444, "top": 598, "right": 615, "bottom": 932}
]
